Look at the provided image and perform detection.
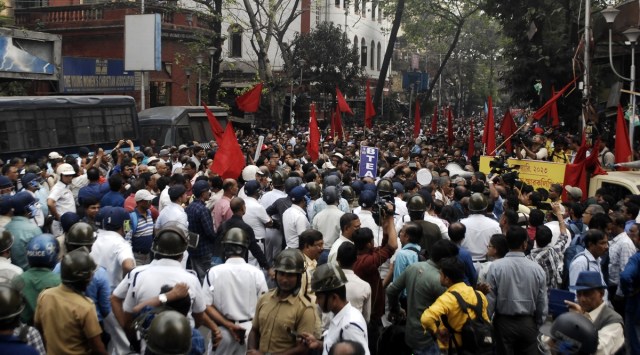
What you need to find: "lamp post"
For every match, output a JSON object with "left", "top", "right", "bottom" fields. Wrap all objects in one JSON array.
[
  {"left": 602, "top": 5, "right": 640, "bottom": 153},
  {"left": 208, "top": 46, "right": 217, "bottom": 81},
  {"left": 185, "top": 68, "right": 192, "bottom": 105},
  {"left": 196, "top": 54, "right": 204, "bottom": 105}
]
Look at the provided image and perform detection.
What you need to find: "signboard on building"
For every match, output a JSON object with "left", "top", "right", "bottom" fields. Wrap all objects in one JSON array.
[
  {"left": 124, "top": 14, "right": 162, "bottom": 71},
  {"left": 0, "top": 27, "right": 61, "bottom": 82},
  {"left": 359, "top": 146, "right": 379, "bottom": 178},
  {"left": 62, "top": 57, "right": 136, "bottom": 93}
]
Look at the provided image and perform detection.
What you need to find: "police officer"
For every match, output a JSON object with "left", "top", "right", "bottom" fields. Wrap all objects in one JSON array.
[
  {"left": 5, "top": 191, "right": 42, "bottom": 270},
  {"left": 0, "top": 230, "right": 23, "bottom": 282},
  {"left": 247, "top": 248, "right": 319, "bottom": 355},
  {"left": 203, "top": 227, "right": 268, "bottom": 354},
  {"left": 0, "top": 283, "right": 40, "bottom": 354},
  {"left": 111, "top": 224, "right": 222, "bottom": 350},
  {"left": 143, "top": 310, "right": 193, "bottom": 355},
  {"left": 301, "top": 263, "right": 369, "bottom": 355}
]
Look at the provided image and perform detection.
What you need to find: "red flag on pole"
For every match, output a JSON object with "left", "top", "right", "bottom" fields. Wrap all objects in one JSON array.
[
  {"left": 336, "top": 87, "right": 354, "bottom": 115},
  {"left": 447, "top": 106, "right": 454, "bottom": 146},
  {"left": 431, "top": 105, "right": 438, "bottom": 135},
  {"left": 210, "top": 122, "right": 246, "bottom": 179},
  {"left": 615, "top": 104, "right": 632, "bottom": 170},
  {"left": 332, "top": 106, "right": 345, "bottom": 140},
  {"left": 468, "top": 120, "right": 475, "bottom": 158},
  {"left": 203, "top": 101, "right": 225, "bottom": 143},
  {"left": 549, "top": 86, "right": 560, "bottom": 127},
  {"left": 498, "top": 110, "right": 517, "bottom": 152},
  {"left": 413, "top": 100, "right": 421, "bottom": 138},
  {"left": 307, "top": 103, "right": 320, "bottom": 161},
  {"left": 532, "top": 78, "right": 577, "bottom": 120},
  {"left": 485, "top": 97, "right": 496, "bottom": 155},
  {"left": 364, "top": 81, "right": 375, "bottom": 128},
  {"left": 235, "top": 83, "right": 263, "bottom": 112}
]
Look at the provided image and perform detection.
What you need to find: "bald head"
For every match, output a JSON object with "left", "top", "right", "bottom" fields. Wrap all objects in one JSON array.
[{"left": 230, "top": 197, "right": 245, "bottom": 215}]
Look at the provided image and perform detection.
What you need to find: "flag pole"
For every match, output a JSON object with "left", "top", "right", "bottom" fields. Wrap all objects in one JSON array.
[{"left": 489, "top": 121, "right": 530, "bottom": 156}]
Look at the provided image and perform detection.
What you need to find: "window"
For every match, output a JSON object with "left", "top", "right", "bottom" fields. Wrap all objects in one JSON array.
[
  {"left": 377, "top": 42, "right": 381, "bottom": 70},
  {"left": 378, "top": 6, "right": 382, "bottom": 23},
  {"left": 372, "top": 0, "right": 376, "bottom": 19},
  {"left": 335, "top": 0, "right": 340, "bottom": 7},
  {"left": 370, "top": 40, "right": 375, "bottom": 69},
  {"left": 354, "top": 0, "right": 359, "bottom": 12},
  {"left": 362, "top": 0, "right": 367, "bottom": 16},
  {"left": 361, "top": 38, "right": 367, "bottom": 67},
  {"left": 229, "top": 25, "right": 243, "bottom": 58},
  {"left": 150, "top": 81, "right": 170, "bottom": 107}
]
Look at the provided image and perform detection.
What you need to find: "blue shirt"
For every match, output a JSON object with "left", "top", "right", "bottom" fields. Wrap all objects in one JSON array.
[
  {"left": 185, "top": 200, "right": 216, "bottom": 258},
  {"left": 100, "top": 191, "right": 125, "bottom": 208},
  {"left": 53, "top": 263, "right": 111, "bottom": 321},
  {"left": 457, "top": 246, "right": 478, "bottom": 287},
  {"left": 393, "top": 243, "right": 421, "bottom": 282},
  {"left": 0, "top": 334, "right": 39, "bottom": 355},
  {"left": 78, "top": 182, "right": 109, "bottom": 205},
  {"left": 6, "top": 216, "right": 42, "bottom": 270}
]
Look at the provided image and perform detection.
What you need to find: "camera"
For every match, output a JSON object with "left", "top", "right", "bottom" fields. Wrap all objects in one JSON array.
[
  {"left": 372, "top": 195, "right": 395, "bottom": 225},
  {"left": 512, "top": 132, "right": 532, "bottom": 146},
  {"left": 489, "top": 156, "right": 520, "bottom": 186}
]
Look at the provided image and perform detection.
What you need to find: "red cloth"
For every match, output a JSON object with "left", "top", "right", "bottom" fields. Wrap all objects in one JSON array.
[
  {"left": 615, "top": 104, "right": 632, "bottom": 169},
  {"left": 447, "top": 106, "right": 454, "bottom": 146},
  {"left": 532, "top": 78, "right": 577, "bottom": 120},
  {"left": 203, "top": 102, "right": 225, "bottom": 143},
  {"left": 307, "top": 103, "right": 320, "bottom": 161},
  {"left": 414, "top": 100, "right": 421, "bottom": 139},
  {"left": 352, "top": 244, "right": 394, "bottom": 321},
  {"left": 431, "top": 105, "right": 438, "bottom": 135},
  {"left": 562, "top": 137, "right": 607, "bottom": 202},
  {"left": 364, "top": 81, "right": 375, "bottom": 128},
  {"left": 549, "top": 86, "right": 560, "bottom": 127},
  {"left": 332, "top": 106, "right": 344, "bottom": 140},
  {"left": 336, "top": 87, "right": 354, "bottom": 115},
  {"left": 468, "top": 120, "right": 475, "bottom": 158},
  {"left": 485, "top": 97, "right": 496, "bottom": 155},
  {"left": 210, "top": 122, "right": 246, "bottom": 179},
  {"left": 235, "top": 83, "right": 263, "bottom": 112},
  {"left": 499, "top": 110, "right": 517, "bottom": 153}
]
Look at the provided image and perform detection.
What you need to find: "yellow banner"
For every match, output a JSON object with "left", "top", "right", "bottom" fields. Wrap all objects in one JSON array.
[{"left": 479, "top": 156, "right": 566, "bottom": 191}]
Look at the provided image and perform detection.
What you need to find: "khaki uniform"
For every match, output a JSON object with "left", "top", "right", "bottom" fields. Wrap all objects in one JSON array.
[
  {"left": 252, "top": 289, "right": 318, "bottom": 353},
  {"left": 34, "top": 284, "right": 102, "bottom": 355}
]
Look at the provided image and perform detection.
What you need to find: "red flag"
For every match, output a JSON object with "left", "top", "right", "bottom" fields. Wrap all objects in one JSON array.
[
  {"left": 235, "top": 83, "right": 263, "bottom": 112},
  {"left": 431, "top": 105, "right": 438, "bottom": 135},
  {"left": 332, "top": 106, "right": 345, "bottom": 140},
  {"left": 549, "top": 86, "right": 560, "bottom": 127},
  {"left": 307, "top": 103, "right": 320, "bottom": 161},
  {"left": 468, "top": 120, "right": 475, "bottom": 158},
  {"left": 585, "top": 138, "right": 608, "bottom": 176},
  {"left": 447, "top": 107, "right": 454, "bottom": 146},
  {"left": 210, "top": 122, "right": 246, "bottom": 179},
  {"left": 615, "top": 104, "right": 632, "bottom": 169},
  {"left": 413, "top": 100, "right": 421, "bottom": 138},
  {"left": 203, "top": 101, "right": 225, "bottom": 143},
  {"left": 364, "top": 81, "right": 375, "bottom": 128},
  {"left": 498, "top": 110, "right": 517, "bottom": 152},
  {"left": 485, "top": 97, "right": 496, "bottom": 155},
  {"left": 330, "top": 108, "right": 336, "bottom": 138},
  {"left": 532, "top": 78, "right": 577, "bottom": 120},
  {"left": 564, "top": 137, "right": 607, "bottom": 202},
  {"left": 336, "top": 87, "right": 354, "bottom": 115}
]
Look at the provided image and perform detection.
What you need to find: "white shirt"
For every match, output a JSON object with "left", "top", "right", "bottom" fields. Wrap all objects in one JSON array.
[
  {"left": 608, "top": 231, "right": 636, "bottom": 293},
  {"left": 259, "top": 189, "right": 287, "bottom": 211},
  {"left": 343, "top": 269, "right": 371, "bottom": 322},
  {"left": 587, "top": 302, "right": 625, "bottom": 355},
  {"left": 70, "top": 174, "right": 89, "bottom": 203},
  {"left": 158, "top": 186, "right": 170, "bottom": 212},
  {"left": 282, "top": 204, "right": 310, "bottom": 249},
  {"left": 322, "top": 303, "right": 369, "bottom": 355},
  {"left": 520, "top": 147, "right": 548, "bottom": 160},
  {"left": 203, "top": 258, "right": 268, "bottom": 321},
  {"left": 156, "top": 201, "right": 189, "bottom": 234},
  {"left": 460, "top": 214, "right": 501, "bottom": 262},
  {"left": 312, "top": 205, "right": 345, "bottom": 249},
  {"left": 394, "top": 197, "right": 408, "bottom": 220},
  {"left": 328, "top": 235, "right": 352, "bottom": 265},
  {"left": 91, "top": 229, "right": 135, "bottom": 290},
  {"left": 242, "top": 196, "right": 271, "bottom": 240},
  {"left": 425, "top": 214, "right": 449, "bottom": 240},
  {"left": 543, "top": 221, "right": 564, "bottom": 250},
  {"left": 0, "top": 256, "right": 23, "bottom": 281},
  {"left": 357, "top": 210, "right": 383, "bottom": 245},
  {"left": 569, "top": 249, "right": 608, "bottom": 302},
  {"left": 48, "top": 181, "right": 76, "bottom": 215}
]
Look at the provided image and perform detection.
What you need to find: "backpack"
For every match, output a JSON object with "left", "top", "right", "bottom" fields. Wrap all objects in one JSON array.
[
  {"left": 441, "top": 290, "right": 493, "bottom": 355},
  {"left": 405, "top": 246, "right": 427, "bottom": 262},
  {"left": 561, "top": 234, "right": 586, "bottom": 289}
]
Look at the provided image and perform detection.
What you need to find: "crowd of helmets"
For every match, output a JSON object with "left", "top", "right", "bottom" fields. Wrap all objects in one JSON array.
[{"left": 0, "top": 118, "right": 637, "bottom": 355}]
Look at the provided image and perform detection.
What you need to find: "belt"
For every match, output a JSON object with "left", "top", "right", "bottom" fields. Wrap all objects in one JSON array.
[
  {"left": 473, "top": 259, "right": 488, "bottom": 263},
  {"left": 229, "top": 318, "right": 253, "bottom": 324}
]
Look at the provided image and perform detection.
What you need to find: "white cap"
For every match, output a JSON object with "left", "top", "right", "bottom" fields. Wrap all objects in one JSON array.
[
  {"left": 135, "top": 189, "right": 156, "bottom": 202},
  {"left": 146, "top": 157, "right": 159, "bottom": 164},
  {"left": 56, "top": 163, "right": 75, "bottom": 175},
  {"left": 322, "top": 161, "right": 336, "bottom": 170},
  {"left": 241, "top": 165, "right": 264, "bottom": 181},
  {"left": 48, "top": 151, "right": 62, "bottom": 160}
]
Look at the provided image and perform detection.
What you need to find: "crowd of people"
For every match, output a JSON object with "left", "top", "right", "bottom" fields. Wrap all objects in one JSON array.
[{"left": 0, "top": 116, "right": 639, "bottom": 355}]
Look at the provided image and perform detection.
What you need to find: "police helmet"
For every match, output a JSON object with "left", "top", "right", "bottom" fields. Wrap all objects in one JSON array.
[
  {"left": 273, "top": 248, "right": 305, "bottom": 274},
  {"left": 543, "top": 312, "right": 598, "bottom": 354},
  {"left": 306, "top": 182, "right": 321, "bottom": 200},
  {"left": 284, "top": 177, "right": 302, "bottom": 194},
  {"left": 11, "top": 191, "right": 36, "bottom": 216},
  {"left": 468, "top": 193, "right": 488, "bottom": 213},
  {"left": 324, "top": 174, "right": 342, "bottom": 188},
  {"left": 61, "top": 247, "right": 97, "bottom": 284},
  {"left": 342, "top": 186, "right": 355, "bottom": 204},
  {"left": 407, "top": 194, "right": 427, "bottom": 212},
  {"left": 222, "top": 228, "right": 249, "bottom": 248},
  {"left": 66, "top": 222, "right": 96, "bottom": 249},
  {"left": 145, "top": 311, "right": 192, "bottom": 355},
  {"left": 272, "top": 171, "right": 286, "bottom": 188},
  {"left": 377, "top": 179, "right": 394, "bottom": 197},
  {"left": 0, "top": 230, "right": 13, "bottom": 254},
  {"left": 311, "top": 263, "right": 347, "bottom": 293},
  {"left": 26, "top": 234, "right": 59, "bottom": 268},
  {"left": 0, "top": 283, "right": 24, "bottom": 325},
  {"left": 323, "top": 186, "right": 340, "bottom": 205},
  {"left": 151, "top": 225, "right": 189, "bottom": 257}
]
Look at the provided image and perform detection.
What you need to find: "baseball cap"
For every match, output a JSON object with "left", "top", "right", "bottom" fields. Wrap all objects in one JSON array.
[
  {"left": 60, "top": 212, "right": 80, "bottom": 233},
  {"left": 135, "top": 189, "right": 155, "bottom": 202},
  {"left": 0, "top": 176, "right": 13, "bottom": 189},
  {"left": 168, "top": 185, "right": 187, "bottom": 201},
  {"left": 178, "top": 144, "right": 188, "bottom": 151},
  {"left": 289, "top": 186, "right": 308, "bottom": 203},
  {"left": 322, "top": 161, "right": 336, "bottom": 170},
  {"left": 146, "top": 157, "right": 160, "bottom": 164},
  {"left": 103, "top": 207, "right": 130, "bottom": 229},
  {"left": 359, "top": 190, "right": 376, "bottom": 208},
  {"left": 244, "top": 180, "right": 261, "bottom": 196},
  {"left": 242, "top": 165, "right": 263, "bottom": 181},
  {"left": 565, "top": 185, "right": 582, "bottom": 200},
  {"left": 393, "top": 182, "right": 405, "bottom": 194},
  {"left": 192, "top": 180, "right": 210, "bottom": 198},
  {"left": 57, "top": 163, "right": 76, "bottom": 176},
  {"left": 21, "top": 173, "right": 40, "bottom": 189},
  {"left": 533, "top": 127, "right": 544, "bottom": 135},
  {"left": 332, "top": 152, "right": 344, "bottom": 159},
  {"left": 569, "top": 271, "right": 607, "bottom": 291},
  {"left": 159, "top": 149, "right": 170, "bottom": 157},
  {"left": 48, "top": 151, "right": 62, "bottom": 160}
]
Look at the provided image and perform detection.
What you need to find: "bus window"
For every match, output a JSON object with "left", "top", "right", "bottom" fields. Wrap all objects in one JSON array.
[
  {"left": 107, "top": 107, "right": 136, "bottom": 140},
  {"left": 602, "top": 182, "right": 633, "bottom": 203},
  {"left": 189, "top": 118, "right": 213, "bottom": 143},
  {"left": 176, "top": 126, "right": 193, "bottom": 145}
]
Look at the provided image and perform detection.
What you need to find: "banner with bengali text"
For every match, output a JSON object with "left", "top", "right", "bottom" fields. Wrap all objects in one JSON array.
[{"left": 479, "top": 156, "right": 566, "bottom": 191}]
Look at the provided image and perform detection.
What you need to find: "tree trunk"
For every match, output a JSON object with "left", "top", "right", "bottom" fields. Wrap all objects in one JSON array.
[{"left": 373, "top": 0, "right": 404, "bottom": 113}]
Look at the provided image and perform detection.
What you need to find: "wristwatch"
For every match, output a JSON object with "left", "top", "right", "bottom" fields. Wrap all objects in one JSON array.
[{"left": 158, "top": 293, "right": 168, "bottom": 305}]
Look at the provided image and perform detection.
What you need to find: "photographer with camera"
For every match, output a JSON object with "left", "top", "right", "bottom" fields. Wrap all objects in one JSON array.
[{"left": 516, "top": 134, "right": 548, "bottom": 161}]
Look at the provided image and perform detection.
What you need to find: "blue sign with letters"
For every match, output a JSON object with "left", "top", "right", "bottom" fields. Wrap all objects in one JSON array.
[
  {"left": 359, "top": 146, "right": 379, "bottom": 178},
  {"left": 62, "top": 57, "right": 135, "bottom": 93}
]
